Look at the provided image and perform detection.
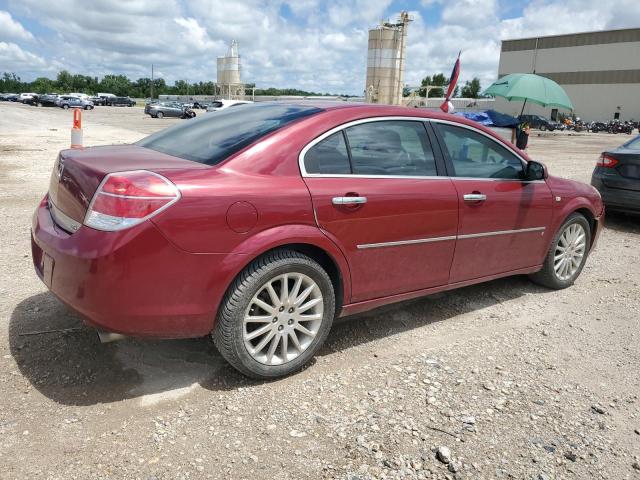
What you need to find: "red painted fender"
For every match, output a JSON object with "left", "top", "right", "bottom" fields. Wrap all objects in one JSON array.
[{"left": 225, "top": 224, "right": 353, "bottom": 306}]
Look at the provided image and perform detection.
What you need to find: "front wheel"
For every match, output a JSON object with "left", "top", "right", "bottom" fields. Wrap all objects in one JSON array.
[
  {"left": 213, "top": 249, "right": 335, "bottom": 379},
  {"left": 156, "top": 111, "right": 163, "bottom": 119},
  {"left": 540, "top": 124, "right": 547, "bottom": 131},
  {"left": 529, "top": 213, "right": 591, "bottom": 289},
  {"left": 62, "top": 104, "right": 69, "bottom": 110}
]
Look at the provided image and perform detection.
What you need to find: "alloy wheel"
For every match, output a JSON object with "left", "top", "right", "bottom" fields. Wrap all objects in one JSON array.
[
  {"left": 243, "top": 272, "right": 324, "bottom": 366},
  {"left": 554, "top": 223, "right": 586, "bottom": 281}
]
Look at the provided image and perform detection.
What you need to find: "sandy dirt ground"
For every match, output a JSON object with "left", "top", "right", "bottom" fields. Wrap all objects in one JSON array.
[{"left": 0, "top": 102, "right": 639, "bottom": 479}]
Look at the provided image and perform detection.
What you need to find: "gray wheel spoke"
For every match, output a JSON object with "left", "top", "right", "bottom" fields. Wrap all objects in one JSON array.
[
  {"left": 245, "top": 314, "right": 273, "bottom": 323},
  {"left": 289, "top": 275, "right": 303, "bottom": 303},
  {"left": 266, "top": 335, "right": 280, "bottom": 364},
  {"left": 279, "top": 274, "right": 289, "bottom": 303},
  {"left": 253, "top": 329, "right": 276, "bottom": 354},
  {"left": 281, "top": 334, "right": 289, "bottom": 362},
  {"left": 294, "top": 285, "right": 314, "bottom": 307},
  {"left": 298, "top": 297, "right": 321, "bottom": 313},
  {"left": 295, "top": 324, "right": 313, "bottom": 336},
  {"left": 289, "top": 331, "right": 302, "bottom": 352},
  {"left": 253, "top": 298, "right": 276, "bottom": 315},
  {"left": 266, "top": 282, "right": 280, "bottom": 307},
  {"left": 245, "top": 323, "right": 273, "bottom": 341}
]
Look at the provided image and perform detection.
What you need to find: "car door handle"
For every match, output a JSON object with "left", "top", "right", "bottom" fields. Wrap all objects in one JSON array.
[
  {"left": 332, "top": 196, "right": 367, "bottom": 205},
  {"left": 463, "top": 193, "right": 487, "bottom": 202}
]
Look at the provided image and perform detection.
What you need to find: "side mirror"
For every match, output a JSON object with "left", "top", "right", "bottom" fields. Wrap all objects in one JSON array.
[{"left": 524, "top": 160, "right": 547, "bottom": 181}]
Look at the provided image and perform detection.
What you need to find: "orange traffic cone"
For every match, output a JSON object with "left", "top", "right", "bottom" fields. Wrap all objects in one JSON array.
[{"left": 70, "top": 108, "right": 83, "bottom": 149}]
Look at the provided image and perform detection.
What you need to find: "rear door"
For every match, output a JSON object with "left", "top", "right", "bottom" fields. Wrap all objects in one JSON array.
[
  {"left": 432, "top": 121, "right": 553, "bottom": 283},
  {"left": 301, "top": 118, "right": 458, "bottom": 303}
]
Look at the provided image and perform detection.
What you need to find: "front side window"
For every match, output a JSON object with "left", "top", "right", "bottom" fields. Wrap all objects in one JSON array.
[
  {"left": 344, "top": 121, "right": 437, "bottom": 176},
  {"left": 437, "top": 124, "right": 524, "bottom": 179}
]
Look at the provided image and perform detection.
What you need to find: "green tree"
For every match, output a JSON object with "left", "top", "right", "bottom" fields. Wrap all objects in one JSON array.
[
  {"left": 461, "top": 77, "right": 482, "bottom": 98},
  {"left": 1, "top": 72, "right": 24, "bottom": 92},
  {"left": 419, "top": 73, "right": 446, "bottom": 98}
]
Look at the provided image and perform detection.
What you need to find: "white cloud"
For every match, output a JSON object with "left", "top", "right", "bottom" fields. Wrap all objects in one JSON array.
[
  {"left": 0, "top": 10, "right": 34, "bottom": 42},
  {"left": 0, "top": 41, "right": 46, "bottom": 71}
]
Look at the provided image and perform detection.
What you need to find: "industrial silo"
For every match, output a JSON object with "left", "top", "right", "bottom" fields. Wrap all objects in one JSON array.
[
  {"left": 365, "top": 12, "right": 411, "bottom": 105},
  {"left": 217, "top": 40, "right": 243, "bottom": 98}
]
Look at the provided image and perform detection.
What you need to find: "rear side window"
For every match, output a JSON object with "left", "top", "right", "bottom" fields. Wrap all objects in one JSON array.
[
  {"left": 437, "top": 124, "right": 524, "bottom": 179},
  {"left": 304, "top": 132, "right": 351, "bottom": 174},
  {"left": 345, "top": 121, "right": 437, "bottom": 176},
  {"left": 137, "top": 103, "right": 322, "bottom": 165}
]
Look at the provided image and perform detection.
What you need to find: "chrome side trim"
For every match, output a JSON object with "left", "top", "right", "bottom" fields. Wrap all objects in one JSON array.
[
  {"left": 357, "top": 235, "right": 456, "bottom": 249},
  {"left": 356, "top": 226, "right": 546, "bottom": 249},
  {"left": 49, "top": 200, "right": 81, "bottom": 233},
  {"left": 458, "top": 226, "right": 545, "bottom": 239}
]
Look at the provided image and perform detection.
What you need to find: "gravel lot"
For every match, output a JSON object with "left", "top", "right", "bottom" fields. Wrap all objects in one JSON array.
[{"left": 1, "top": 102, "right": 639, "bottom": 479}]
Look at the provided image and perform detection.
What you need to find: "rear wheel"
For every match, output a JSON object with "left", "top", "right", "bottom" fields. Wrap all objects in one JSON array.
[
  {"left": 213, "top": 249, "right": 335, "bottom": 379},
  {"left": 529, "top": 213, "right": 591, "bottom": 289}
]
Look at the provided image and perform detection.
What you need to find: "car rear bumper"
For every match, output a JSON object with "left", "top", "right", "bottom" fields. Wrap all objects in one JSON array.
[
  {"left": 31, "top": 198, "right": 239, "bottom": 338},
  {"left": 591, "top": 175, "right": 640, "bottom": 213}
]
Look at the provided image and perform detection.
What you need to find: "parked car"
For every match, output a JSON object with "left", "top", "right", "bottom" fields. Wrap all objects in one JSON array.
[
  {"left": 206, "top": 99, "right": 253, "bottom": 112},
  {"left": 518, "top": 114, "right": 561, "bottom": 131},
  {"left": 144, "top": 101, "right": 196, "bottom": 119},
  {"left": 0, "top": 93, "right": 19, "bottom": 101},
  {"left": 591, "top": 135, "right": 640, "bottom": 214},
  {"left": 19, "top": 93, "right": 37, "bottom": 103},
  {"left": 31, "top": 102, "right": 604, "bottom": 379},
  {"left": 56, "top": 95, "right": 94, "bottom": 110},
  {"left": 36, "top": 93, "right": 58, "bottom": 107},
  {"left": 105, "top": 96, "right": 136, "bottom": 107},
  {"left": 23, "top": 94, "right": 40, "bottom": 106}
]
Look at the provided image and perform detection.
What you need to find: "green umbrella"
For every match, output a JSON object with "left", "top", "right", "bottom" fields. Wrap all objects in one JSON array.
[{"left": 483, "top": 73, "right": 573, "bottom": 115}]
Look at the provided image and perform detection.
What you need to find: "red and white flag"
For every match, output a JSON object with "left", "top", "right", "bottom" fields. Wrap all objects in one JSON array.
[{"left": 440, "top": 51, "right": 461, "bottom": 113}]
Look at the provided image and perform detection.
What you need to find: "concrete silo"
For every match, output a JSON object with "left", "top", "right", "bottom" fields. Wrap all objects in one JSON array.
[
  {"left": 216, "top": 40, "right": 244, "bottom": 98},
  {"left": 365, "top": 12, "right": 411, "bottom": 105}
]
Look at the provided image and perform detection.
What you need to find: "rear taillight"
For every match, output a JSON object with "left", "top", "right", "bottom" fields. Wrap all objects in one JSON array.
[
  {"left": 84, "top": 170, "right": 180, "bottom": 231},
  {"left": 597, "top": 153, "right": 618, "bottom": 168}
]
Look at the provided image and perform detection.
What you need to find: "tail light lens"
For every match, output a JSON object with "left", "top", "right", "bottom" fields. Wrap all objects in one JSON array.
[
  {"left": 84, "top": 170, "right": 180, "bottom": 231},
  {"left": 597, "top": 153, "right": 618, "bottom": 168}
]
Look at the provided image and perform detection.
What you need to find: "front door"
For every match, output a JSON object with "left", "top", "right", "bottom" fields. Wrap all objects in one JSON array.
[
  {"left": 301, "top": 119, "right": 459, "bottom": 303},
  {"left": 432, "top": 122, "right": 553, "bottom": 283}
]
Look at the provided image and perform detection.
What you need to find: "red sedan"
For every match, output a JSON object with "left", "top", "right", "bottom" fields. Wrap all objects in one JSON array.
[{"left": 31, "top": 102, "right": 604, "bottom": 378}]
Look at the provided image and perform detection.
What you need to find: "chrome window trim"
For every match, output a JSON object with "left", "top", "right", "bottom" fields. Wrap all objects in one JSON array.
[
  {"left": 298, "top": 115, "right": 539, "bottom": 182},
  {"left": 49, "top": 200, "right": 81, "bottom": 233},
  {"left": 356, "top": 226, "right": 545, "bottom": 250}
]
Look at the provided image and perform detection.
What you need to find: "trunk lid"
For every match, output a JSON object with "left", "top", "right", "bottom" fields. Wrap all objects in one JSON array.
[
  {"left": 602, "top": 149, "right": 640, "bottom": 192},
  {"left": 48, "top": 145, "right": 208, "bottom": 224}
]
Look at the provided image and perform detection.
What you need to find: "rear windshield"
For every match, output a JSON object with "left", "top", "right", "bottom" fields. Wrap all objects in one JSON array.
[
  {"left": 623, "top": 135, "right": 640, "bottom": 150},
  {"left": 137, "top": 103, "right": 323, "bottom": 165}
]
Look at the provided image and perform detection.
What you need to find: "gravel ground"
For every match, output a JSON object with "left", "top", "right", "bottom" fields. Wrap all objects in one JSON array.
[{"left": 0, "top": 102, "right": 639, "bottom": 479}]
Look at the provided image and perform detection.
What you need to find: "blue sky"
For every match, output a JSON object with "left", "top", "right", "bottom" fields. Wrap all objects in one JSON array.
[{"left": 1, "top": 0, "right": 638, "bottom": 94}]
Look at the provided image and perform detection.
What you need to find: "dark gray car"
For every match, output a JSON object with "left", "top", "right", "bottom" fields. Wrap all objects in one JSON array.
[
  {"left": 591, "top": 135, "right": 640, "bottom": 214},
  {"left": 144, "top": 101, "right": 196, "bottom": 119}
]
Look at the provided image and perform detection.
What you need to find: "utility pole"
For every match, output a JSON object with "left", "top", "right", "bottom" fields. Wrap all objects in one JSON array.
[{"left": 150, "top": 64, "right": 154, "bottom": 100}]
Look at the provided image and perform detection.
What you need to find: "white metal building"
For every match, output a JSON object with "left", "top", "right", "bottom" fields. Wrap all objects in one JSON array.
[{"left": 496, "top": 28, "right": 640, "bottom": 121}]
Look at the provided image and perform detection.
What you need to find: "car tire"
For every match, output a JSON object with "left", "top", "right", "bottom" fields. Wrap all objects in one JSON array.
[
  {"left": 213, "top": 249, "right": 336, "bottom": 379},
  {"left": 528, "top": 213, "right": 591, "bottom": 290},
  {"left": 62, "top": 104, "right": 69, "bottom": 109},
  {"left": 540, "top": 124, "right": 547, "bottom": 131},
  {"left": 156, "top": 111, "right": 164, "bottom": 119},
  {"left": 84, "top": 105, "right": 90, "bottom": 110},
  {"left": 37, "top": 102, "right": 42, "bottom": 107}
]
